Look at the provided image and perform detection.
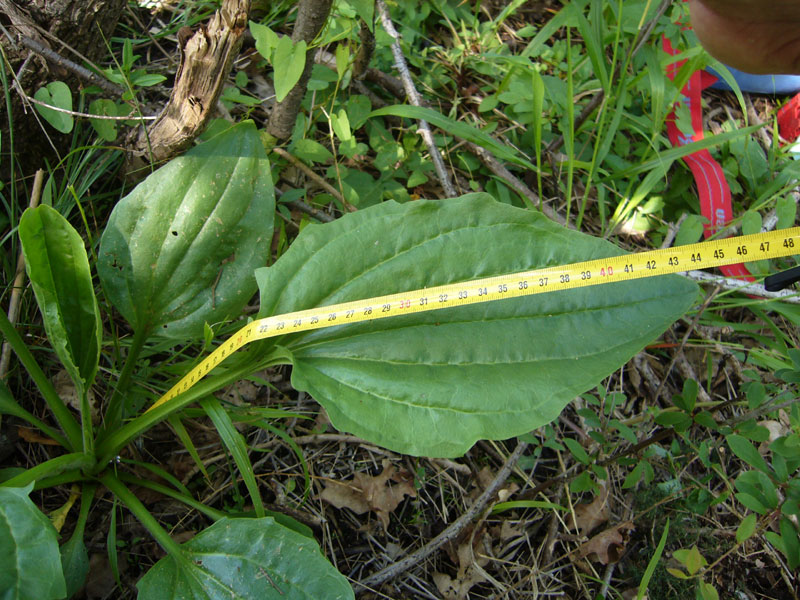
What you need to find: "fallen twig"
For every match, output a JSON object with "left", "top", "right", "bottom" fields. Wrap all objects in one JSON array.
[
  {"left": 273, "top": 147, "right": 353, "bottom": 211},
  {"left": 683, "top": 270, "right": 800, "bottom": 304},
  {"left": 18, "top": 34, "right": 124, "bottom": 96},
  {"left": 376, "top": 0, "right": 456, "bottom": 198},
  {"left": 354, "top": 440, "right": 528, "bottom": 593},
  {"left": 464, "top": 140, "right": 569, "bottom": 226},
  {"left": 0, "top": 169, "right": 44, "bottom": 380}
]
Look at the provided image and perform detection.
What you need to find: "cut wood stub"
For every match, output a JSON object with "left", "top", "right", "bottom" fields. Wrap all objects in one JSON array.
[{"left": 125, "top": 0, "right": 250, "bottom": 176}]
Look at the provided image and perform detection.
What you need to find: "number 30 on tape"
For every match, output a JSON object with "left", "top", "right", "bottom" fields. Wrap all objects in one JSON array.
[{"left": 147, "top": 227, "right": 800, "bottom": 412}]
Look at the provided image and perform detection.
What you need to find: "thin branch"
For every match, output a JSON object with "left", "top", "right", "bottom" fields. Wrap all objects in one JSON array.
[
  {"left": 273, "top": 146, "right": 352, "bottom": 210},
  {"left": 355, "top": 440, "right": 528, "bottom": 593},
  {"left": 284, "top": 199, "right": 335, "bottom": 223},
  {"left": 464, "top": 140, "right": 569, "bottom": 226},
  {"left": 683, "top": 270, "right": 800, "bottom": 304},
  {"left": 18, "top": 35, "right": 124, "bottom": 96},
  {"left": 376, "top": 0, "right": 456, "bottom": 197},
  {"left": 16, "top": 93, "right": 156, "bottom": 120}
]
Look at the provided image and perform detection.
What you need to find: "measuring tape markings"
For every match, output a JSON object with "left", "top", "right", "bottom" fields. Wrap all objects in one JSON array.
[{"left": 147, "top": 227, "right": 800, "bottom": 412}]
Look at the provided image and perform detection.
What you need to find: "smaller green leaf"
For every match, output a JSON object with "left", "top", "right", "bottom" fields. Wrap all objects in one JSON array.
[
  {"left": 666, "top": 567, "right": 689, "bottom": 580},
  {"left": 33, "top": 81, "right": 73, "bottom": 133},
  {"left": 623, "top": 461, "right": 646, "bottom": 489},
  {"left": 331, "top": 109, "right": 352, "bottom": 142},
  {"left": 569, "top": 470, "right": 594, "bottom": 493},
  {"left": 741, "top": 210, "right": 762, "bottom": 236},
  {"left": 655, "top": 411, "right": 693, "bottom": 432},
  {"left": 335, "top": 43, "right": 350, "bottom": 79},
  {"left": 0, "top": 484, "right": 67, "bottom": 600},
  {"left": 764, "top": 531, "right": 786, "bottom": 556},
  {"left": 675, "top": 213, "right": 705, "bottom": 246},
  {"left": 293, "top": 138, "right": 333, "bottom": 163},
  {"left": 88, "top": 99, "right": 119, "bottom": 141},
  {"left": 698, "top": 581, "right": 719, "bottom": 600},
  {"left": 726, "top": 434, "right": 772, "bottom": 475},
  {"left": 273, "top": 36, "right": 307, "bottom": 102},
  {"left": 693, "top": 411, "right": 718, "bottom": 430},
  {"left": 129, "top": 71, "right": 166, "bottom": 87},
  {"left": 735, "top": 492, "right": 768, "bottom": 515},
  {"left": 351, "top": 0, "right": 374, "bottom": 30},
  {"left": 683, "top": 546, "right": 704, "bottom": 576},
  {"left": 745, "top": 381, "right": 766, "bottom": 410},
  {"left": 736, "top": 513, "right": 757, "bottom": 543},
  {"left": 563, "top": 437, "right": 590, "bottom": 465},
  {"left": 780, "top": 516, "right": 800, "bottom": 569},
  {"left": 250, "top": 21, "right": 279, "bottom": 61}
]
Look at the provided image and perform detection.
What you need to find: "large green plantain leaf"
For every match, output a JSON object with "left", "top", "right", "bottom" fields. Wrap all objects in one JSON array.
[
  {"left": 0, "top": 484, "right": 67, "bottom": 600},
  {"left": 136, "top": 517, "right": 353, "bottom": 599},
  {"left": 19, "top": 205, "right": 101, "bottom": 392},
  {"left": 98, "top": 121, "right": 274, "bottom": 341},
  {"left": 256, "top": 194, "right": 698, "bottom": 457}
]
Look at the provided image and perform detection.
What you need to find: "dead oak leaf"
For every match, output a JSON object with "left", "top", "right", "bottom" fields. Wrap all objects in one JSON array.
[
  {"left": 576, "top": 520, "right": 635, "bottom": 565},
  {"left": 320, "top": 459, "right": 416, "bottom": 530},
  {"left": 571, "top": 480, "right": 610, "bottom": 537},
  {"left": 434, "top": 532, "right": 490, "bottom": 600}
]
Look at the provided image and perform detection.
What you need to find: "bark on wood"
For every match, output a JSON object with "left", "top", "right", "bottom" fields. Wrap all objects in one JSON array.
[
  {"left": 125, "top": 0, "right": 250, "bottom": 174},
  {"left": 266, "top": 0, "right": 333, "bottom": 140}
]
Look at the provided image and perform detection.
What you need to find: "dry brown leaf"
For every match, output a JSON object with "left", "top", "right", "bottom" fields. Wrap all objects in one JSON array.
[
  {"left": 571, "top": 480, "right": 610, "bottom": 537},
  {"left": 54, "top": 369, "right": 98, "bottom": 424},
  {"left": 17, "top": 426, "right": 60, "bottom": 445},
  {"left": 319, "top": 459, "right": 416, "bottom": 530},
  {"left": 576, "top": 520, "right": 635, "bottom": 564},
  {"left": 215, "top": 379, "right": 260, "bottom": 405},
  {"left": 434, "top": 532, "right": 490, "bottom": 600}
]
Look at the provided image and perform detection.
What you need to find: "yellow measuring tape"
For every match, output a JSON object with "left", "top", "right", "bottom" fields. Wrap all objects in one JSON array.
[{"left": 147, "top": 227, "right": 800, "bottom": 413}]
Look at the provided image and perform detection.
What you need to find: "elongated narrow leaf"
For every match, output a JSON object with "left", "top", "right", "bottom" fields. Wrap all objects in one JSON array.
[
  {"left": 200, "top": 397, "right": 264, "bottom": 517},
  {"left": 0, "top": 484, "right": 67, "bottom": 600},
  {"left": 136, "top": 517, "right": 353, "bottom": 599},
  {"left": 19, "top": 205, "right": 101, "bottom": 392},
  {"left": 256, "top": 194, "right": 698, "bottom": 456},
  {"left": 98, "top": 121, "right": 274, "bottom": 341}
]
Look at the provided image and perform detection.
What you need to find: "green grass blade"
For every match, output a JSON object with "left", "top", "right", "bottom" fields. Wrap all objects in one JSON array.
[
  {"left": 167, "top": 415, "right": 210, "bottom": 482},
  {"left": 200, "top": 396, "right": 265, "bottom": 518},
  {"left": 638, "top": 518, "right": 669, "bottom": 600}
]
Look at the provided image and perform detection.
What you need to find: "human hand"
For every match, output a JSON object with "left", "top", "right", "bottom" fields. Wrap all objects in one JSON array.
[{"left": 689, "top": 0, "right": 800, "bottom": 74}]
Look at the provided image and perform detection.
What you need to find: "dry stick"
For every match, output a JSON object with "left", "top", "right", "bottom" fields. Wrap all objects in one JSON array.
[
  {"left": 464, "top": 141, "right": 566, "bottom": 226},
  {"left": 284, "top": 198, "right": 335, "bottom": 223},
  {"left": 684, "top": 270, "right": 800, "bottom": 304},
  {"left": 354, "top": 440, "right": 529, "bottom": 593},
  {"left": 0, "top": 169, "right": 45, "bottom": 379},
  {"left": 376, "top": 0, "right": 457, "bottom": 198},
  {"left": 128, "top": 0, "right": 250, "bottom": 168},
  {"left": 273, "top": 147, "right": 350, "bottom": 210}
]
